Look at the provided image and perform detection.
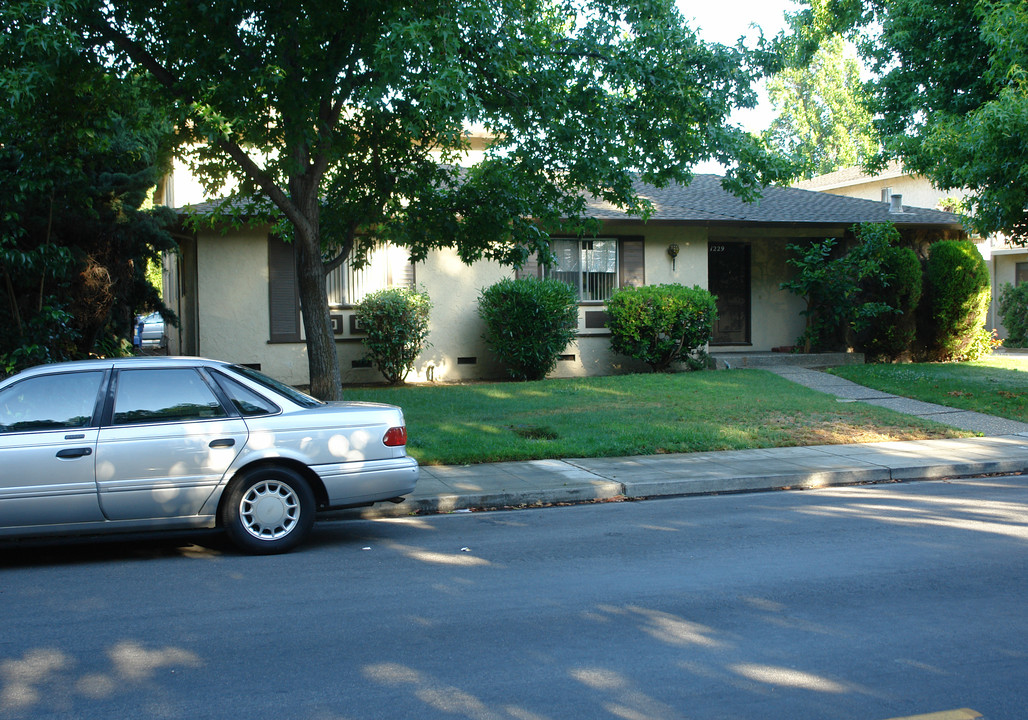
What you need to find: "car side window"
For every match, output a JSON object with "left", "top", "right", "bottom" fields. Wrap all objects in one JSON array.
[
  {"left": 0, "top": 371, "right": 105, "bottom": 433},
  {"left": 212, "top": 372, "right": 280, "bottom": 417},
  {"left": 112, "top": 369, "right": 227, "bottom": 425}
]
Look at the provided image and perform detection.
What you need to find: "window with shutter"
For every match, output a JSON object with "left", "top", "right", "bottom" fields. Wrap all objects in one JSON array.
[
  {"left": 619, "top": 238, "right": 645, "bottom": 288},
  {"left": 324, "top": 243, "right": 415, "bottom": 307},
  {"left": 544, "top": 236, "right": 644, "bottom": 301},
  {"left": 515, "top": 252, "right": 541, "bottom": 280},
  {"left": 267, "top": 235, "right": 301, "bottom": 343}
]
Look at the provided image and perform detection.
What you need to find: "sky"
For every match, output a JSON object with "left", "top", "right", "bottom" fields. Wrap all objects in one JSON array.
[{"left": 678, "top": 0, "right": 801, "bottom": 172}]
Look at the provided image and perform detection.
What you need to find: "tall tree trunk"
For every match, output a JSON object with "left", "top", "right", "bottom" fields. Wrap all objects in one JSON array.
[{"left": 294, "top": 216, "right": 343, "bottom": 401}]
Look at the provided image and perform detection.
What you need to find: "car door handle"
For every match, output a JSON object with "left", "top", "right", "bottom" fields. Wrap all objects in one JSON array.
[
  {"left": 56, "top": 447, "right": 93, "bottom": 459},
  {"left": 209, "top": 438, "right": 235, "bottom": 448}
]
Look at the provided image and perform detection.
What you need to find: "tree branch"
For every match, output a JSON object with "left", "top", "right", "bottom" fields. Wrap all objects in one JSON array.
[
  {"left": 217, "top": 139, "right": 311, "bottom": 237},
  {"left": 86, "top": 17, "right": 192, "bottom": 103},
  {"left": 323, "top": 225, "right": 356, "bottom": 273},
  {"left": 88, "top": 14, "right": 315, "bottom": 238}
]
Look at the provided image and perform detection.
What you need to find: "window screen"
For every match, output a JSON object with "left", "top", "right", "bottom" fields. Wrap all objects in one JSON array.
[
  {"left": 325, "top": 243, "right": 415, "bottom": 306},
  {"left": 548, "top": 238, "right": 619, "bottom": 301}
]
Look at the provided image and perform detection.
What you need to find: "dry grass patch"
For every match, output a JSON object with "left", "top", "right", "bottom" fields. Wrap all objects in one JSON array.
[{"left": 764, "top": 413, "right": 961, "bottom": 446}]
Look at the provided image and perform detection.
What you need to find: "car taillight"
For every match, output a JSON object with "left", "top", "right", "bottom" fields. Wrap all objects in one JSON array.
[{"left": 383, "top": 426, "right": 408, "bottom": 447}]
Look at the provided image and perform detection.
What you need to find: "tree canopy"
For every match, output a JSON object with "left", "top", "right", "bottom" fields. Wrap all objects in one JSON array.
[
  {"left": 48, "top": 0, "right": 794, "bottom": 398},
  {"left": 791, "top": 0, "right": 1028, "bottom": 241},
  {"left": 764, "top": 34, "right": 875, "bottom": 179},
  {"left": 0, "top": 0, "right": 177, "bottom": 374}
]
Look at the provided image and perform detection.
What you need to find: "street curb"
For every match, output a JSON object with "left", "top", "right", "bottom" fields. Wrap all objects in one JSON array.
[
  {"left": 617, "top": 466, "right": 892, "bottom": 498},
  {"left": 321, "top": 481, "right": 625, "bottom": 520},
  {"left": 320, "top": 453, "right": 1028, "bottom": 522}
]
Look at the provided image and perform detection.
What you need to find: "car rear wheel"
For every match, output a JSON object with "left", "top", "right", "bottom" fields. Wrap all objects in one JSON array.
[{"left": 221, "top": 466, "right": 315, "bottom": 554}]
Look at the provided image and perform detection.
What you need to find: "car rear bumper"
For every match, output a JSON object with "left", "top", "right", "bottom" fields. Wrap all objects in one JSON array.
[{"left": 313, "top": 456, "right": 419, "bottom": 509}]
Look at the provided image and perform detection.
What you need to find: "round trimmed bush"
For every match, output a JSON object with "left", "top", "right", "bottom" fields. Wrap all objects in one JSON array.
[
  {"left": 998, "top": 282, "right": 1028, "bottom": 347},
  {"left": 354, "top": 286, "right": 432, "bottom": 384},
  {"left": 478, "top": 277, "right": 578, "bottom": 381},
  {"left": 606, "top": 284, "right": 717, "bottom": 372},
  {"left": 925, "top": 240, "right": 991, "bottom": 360}
]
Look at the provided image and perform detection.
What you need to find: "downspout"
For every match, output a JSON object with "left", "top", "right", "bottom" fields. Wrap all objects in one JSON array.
[{"left": 168, "top": 229, "right": 199, "bottom": 356}]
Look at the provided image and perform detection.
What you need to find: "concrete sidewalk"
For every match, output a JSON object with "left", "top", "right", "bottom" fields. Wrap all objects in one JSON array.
[
  {"left": 335, "top": 368, "right": 1028, "bottom": 519},
  {"left": 768, "top": 366, "right": 1028, "bottom": 436}
]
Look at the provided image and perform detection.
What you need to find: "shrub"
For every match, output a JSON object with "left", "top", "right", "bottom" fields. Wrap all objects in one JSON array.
[
  {"left": 925, "top": 240, "right": 991, "bottom": 360},
  {"left": 859, "top": 243, "right": 923, "bottom": 360},
  {"left": 0, "top": 302, "right": 79, "bottom": 378},
  {"left": 478, "top": 277, "right": 578, "bottom": 381},
  {"left": 780, "top": 223, "right": 896, "bottom": 352},
  {"left": 998, "top": 282, "right": 1028, "bottom": 347},
  {"left": 354, "top": 287, "right": 432, "bottom": 384},
  {"left": 606, "top": 284, "right": 717, "bottom": 372}
]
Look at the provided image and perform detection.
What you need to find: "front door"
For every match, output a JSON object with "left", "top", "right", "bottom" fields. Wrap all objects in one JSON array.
[
  {"left": 0, "top": 370, "right": 106, "bottom": 527},
  {"left": 708, "top": 242, "right": 751, "bottom": 345}
]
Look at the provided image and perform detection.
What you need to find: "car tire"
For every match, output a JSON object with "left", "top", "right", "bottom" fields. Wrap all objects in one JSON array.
[{"left": 220, "top": 466, "right": 316, "bottom": 554}]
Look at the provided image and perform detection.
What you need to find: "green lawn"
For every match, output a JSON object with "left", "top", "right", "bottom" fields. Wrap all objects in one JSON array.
[
  {"left": 344, "top": 370, "right": 968, "bottom": 465},
  {"left": 828, "top": 354, "right": 1028, "bottom": 423}
]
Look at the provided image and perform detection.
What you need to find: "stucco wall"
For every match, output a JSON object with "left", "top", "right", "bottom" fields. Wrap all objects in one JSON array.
[
  {"left": 180, "top": 223, "right": 820, "bottom": 386},
  {"left": 191, "top": 229, "right": 310, "bottom": 384},
  {"left": 821, "top": 175, "right": 954, "bottom": 210},
  {"left": 339, "top": 248, "right": 511, "bottom": 384},
  {"left": 992, "top": 250, "right": 1028, "bottom": 340},
  {"left": 746, "top": 235, "right": 808, "bottom": 351}
]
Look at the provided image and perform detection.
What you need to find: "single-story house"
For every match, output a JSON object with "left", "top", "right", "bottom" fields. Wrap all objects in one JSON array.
[
  {"left": 163, "top": 175, "right": 964, "bottom": 387},
  {"left": 794, "top": 163, "right": 1028, "bottom": 338}
]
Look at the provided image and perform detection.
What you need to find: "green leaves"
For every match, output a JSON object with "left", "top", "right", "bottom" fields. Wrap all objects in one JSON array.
[
  {"left": 606, "top": 284, "right": 717, "bottom": 371},
  {"left": 796, "top": 0, "right": 1028, "bottom": 241},
  {"left": 997, "top": 282, "right": 1028, "bottom": 348},
  {"left": 354, "top": 286, "right": 432, "bottom": 384},
  {"left": 477, "top": 277, "right": 579, "bottom": 381},
  {"left": 764, "top": 34, "right": 874, "bottom": 178},
  {"left": 1, "top": 0, "right": 177, "bottom": 362},
  {"left": 925, "top": 240, "right": 992, "bottom": 361},
  {"left": 780, "top": 223, "right": 901, "bottom": 352}
]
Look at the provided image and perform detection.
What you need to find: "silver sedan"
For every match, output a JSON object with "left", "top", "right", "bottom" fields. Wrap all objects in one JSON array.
[{"left": 0, "top": 357, "right": 418, "bottom": 553}]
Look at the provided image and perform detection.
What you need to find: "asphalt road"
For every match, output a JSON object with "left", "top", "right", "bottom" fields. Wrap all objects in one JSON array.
[{"left": 1, "top": 475, "right": 1026, "bottom": 720}]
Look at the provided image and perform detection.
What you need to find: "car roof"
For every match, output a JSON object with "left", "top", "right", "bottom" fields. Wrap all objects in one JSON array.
[{"left": 9, "top": 356, "right": 231, "bottom": 379}]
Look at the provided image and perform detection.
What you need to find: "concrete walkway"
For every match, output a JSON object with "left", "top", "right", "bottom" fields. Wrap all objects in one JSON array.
[
  {"left": 333, "top": 368, "right": 1028, "bottom": 519},
  {"left": 768, "top": 366, "right": 1028, "bottom": 436}
]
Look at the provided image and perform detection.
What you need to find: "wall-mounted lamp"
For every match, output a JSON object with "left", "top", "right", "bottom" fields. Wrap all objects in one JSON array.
[{"left": 667, "top": 243, "right": 680, "bottom": 271}]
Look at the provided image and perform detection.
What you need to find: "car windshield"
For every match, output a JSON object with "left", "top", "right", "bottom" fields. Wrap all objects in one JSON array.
[{"left": 228, "top": 365, "right": 323, "bottom": 408}]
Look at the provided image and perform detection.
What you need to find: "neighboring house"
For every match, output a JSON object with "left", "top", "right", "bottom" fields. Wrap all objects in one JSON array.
[
  {"left": 163, "top": 175, "right": 964, "bottom": 387},
  {"left": 794, "top": 162, "right": 1028, "bottom": 339}
]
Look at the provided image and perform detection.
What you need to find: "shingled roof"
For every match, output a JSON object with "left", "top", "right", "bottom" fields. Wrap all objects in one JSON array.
[
  {"left": 586, "top": 174, "right": 964, "bottom": 228},
  {"left": 790, "top": 160, "right": 908, "bottom": 192},
  {"left": 178, "top": 173, "right": 964, "bottom": 230}
]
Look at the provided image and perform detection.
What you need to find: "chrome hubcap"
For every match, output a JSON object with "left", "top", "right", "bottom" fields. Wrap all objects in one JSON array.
[{"left": 240, "top": 480, "right": 300, "bottom": 540}]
